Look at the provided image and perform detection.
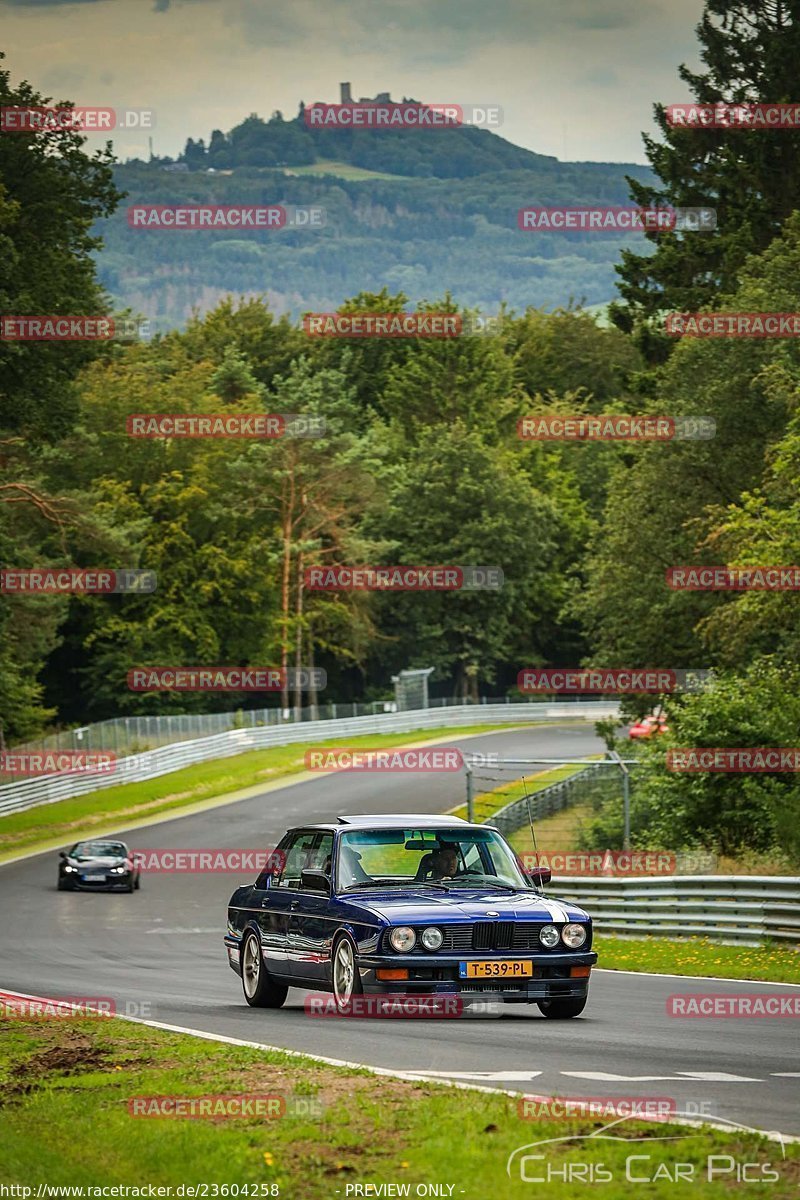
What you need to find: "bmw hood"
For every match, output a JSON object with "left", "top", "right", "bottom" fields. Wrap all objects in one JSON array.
[{"left": 347, "top": 889, "right": 589, "bottom": 924}]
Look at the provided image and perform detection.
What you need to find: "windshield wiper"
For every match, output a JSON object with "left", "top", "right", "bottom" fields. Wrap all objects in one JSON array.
[
  {"left": 342, "top": 880, "right": 452, "bottom": 892},
  {"left": 457, "top": 881, "right": 521, "bottom": 891},
  {"left": 341, "top": 881, "right": 405, "bottom": 890}
]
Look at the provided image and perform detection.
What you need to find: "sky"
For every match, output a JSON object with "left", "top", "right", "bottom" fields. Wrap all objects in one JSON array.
[{"left": 2, "top": 0, "right": 706, "bottom": 164}]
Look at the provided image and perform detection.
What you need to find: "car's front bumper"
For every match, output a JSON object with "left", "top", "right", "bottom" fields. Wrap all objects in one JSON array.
[
  {"left": 60, "top": 872, "right": 134, "bottom": 891},
  {"left": 356, "top": 950, "right": 597, "bottom": 1001}
]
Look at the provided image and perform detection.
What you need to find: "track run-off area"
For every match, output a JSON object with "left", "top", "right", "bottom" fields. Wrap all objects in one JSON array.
[{"left": 2, "top": 724, "right": 798, "bottom": 1137}]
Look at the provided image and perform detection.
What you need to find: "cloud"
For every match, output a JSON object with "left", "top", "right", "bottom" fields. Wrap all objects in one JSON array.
[
  {"left": 1, "top": 0, "right": 705, "bottom": 163},
  {"left": 222, "top": 0, "right": 651, "bottom": 73}
]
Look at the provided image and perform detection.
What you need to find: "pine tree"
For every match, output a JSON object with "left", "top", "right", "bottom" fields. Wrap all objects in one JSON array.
[{"left": 613, "top": 1, "right": 800, "bottom": 336}]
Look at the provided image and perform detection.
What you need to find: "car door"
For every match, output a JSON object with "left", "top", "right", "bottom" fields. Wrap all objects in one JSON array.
[
  {"left": 254, "top": 831, "right": 309, "bottom": 982},
  {"left": 287, "top": 832, "right": 334, "bottom": 985}
]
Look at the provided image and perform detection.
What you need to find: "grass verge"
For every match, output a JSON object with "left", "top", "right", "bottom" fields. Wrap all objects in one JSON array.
[
  {"left": 0, "top": 724, "right": 529, "bottom": 862},
  {"left": 0, "top": 1013, "right": 796, "bottom": 1198},
  {"left": 595, "top": 935, "right": 800, "bottom": 984},
  {"left": 286, "top": 159, "right": 413, "bottom": 180}
]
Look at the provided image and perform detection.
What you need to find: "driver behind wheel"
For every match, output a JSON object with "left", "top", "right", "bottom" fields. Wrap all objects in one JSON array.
[{"left": 416, "top": 845, "right": 460, "bottom": 881}]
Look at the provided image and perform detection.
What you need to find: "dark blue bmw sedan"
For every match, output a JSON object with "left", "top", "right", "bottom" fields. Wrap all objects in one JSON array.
[{"left": 224, "top": 813, "right": 597, "bottom": 1019}]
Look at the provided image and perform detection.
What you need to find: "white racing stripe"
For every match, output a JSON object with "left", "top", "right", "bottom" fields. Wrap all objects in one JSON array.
[{"left": 536, "top": 897, "right": 569, "bottom": 923}]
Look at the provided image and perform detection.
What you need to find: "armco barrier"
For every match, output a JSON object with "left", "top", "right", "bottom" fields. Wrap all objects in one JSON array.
[
  {"left": 487, "top": 765, "right": 615, "bottom": 837},
  {"left": 0, "top": 701, "right": 618, "bottom": 817},
  {"left": 553, "top": 875, "right": 800, "bottom": 946}
]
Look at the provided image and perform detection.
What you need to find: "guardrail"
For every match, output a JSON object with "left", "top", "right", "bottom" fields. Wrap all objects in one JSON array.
[
  {"left": 553, "top": 875, "right": 800, "bottom": 946},
  {"left": 0, "top": 701, "right": 618, "bottom": 818},
  {"left": 4, "top": 693, "right": 613, "bottom": 761},
  {"left": 487, "top": 765, "right": 614, "bottom": 837}
]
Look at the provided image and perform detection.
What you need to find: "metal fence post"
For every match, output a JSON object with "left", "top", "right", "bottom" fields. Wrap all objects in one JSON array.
[{"left": 606, "top": 750, "right": 631, "bottom": 850}]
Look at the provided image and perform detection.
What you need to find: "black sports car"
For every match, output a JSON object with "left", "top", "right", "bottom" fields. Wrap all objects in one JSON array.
[
  {"left": 225, "top": 813, "right": 597, "bottom": 1018},
  {"left": 58, "top": 839, "right": 141, "bottom": 892}
]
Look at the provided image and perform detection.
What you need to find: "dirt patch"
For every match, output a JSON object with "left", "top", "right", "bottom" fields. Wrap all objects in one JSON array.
[
  {"left": 234, "top": 1063, "right": 430, "bottom": 1111},
  {"left": 13, "top": 1037, "right": 109, "bottom": 1079},
  {"left": 280, "top": 1138, "right": 397, "bottom": 1178}
]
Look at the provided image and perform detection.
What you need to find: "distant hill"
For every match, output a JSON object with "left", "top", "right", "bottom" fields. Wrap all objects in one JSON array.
[
  {"left": 97, "top": 107, "right": 655, "bottom": 331},
  {"left": 177, "top": 106, "right": 567, "bottom": 180}
]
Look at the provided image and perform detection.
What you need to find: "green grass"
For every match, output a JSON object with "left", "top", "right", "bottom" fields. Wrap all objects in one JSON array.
[
  {"left": 0, "top": 723, "right": 527, "bottom": 861},
  {"left": 286, "top": 159, "right": 411, "bottom": 181},
  {"left": 596, "top": 935, "right": 800, "bottom": 984},
  {"left": 0, "top": 1013, "right": 796, "bottom": 1197}
]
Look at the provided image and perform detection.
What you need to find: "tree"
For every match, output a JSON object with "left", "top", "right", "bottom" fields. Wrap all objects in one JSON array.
[
  {"left": 0, "top": 52, "right": 121, "bottom": 740},
  {"left": 697, "top": 398, "right": 800, "bottom": 667},
  {"left": 210, "top": 346, "right": 265, "bottom": 403},
  {"left": 363, "top": 422, "right": 584, "bottom": 697},
  {"left": 613, "top": 0, "right": 800, "bottom": 332},
  {"left": 507, "top": 307, "right": 642, "bottom": 407},
  {"left": 230, "top": 357, "right": 381, "bottom": 711},
  {"left": 379, "top": 297, "right": 517, "bottom": 442},
  {"left": 0, "top": 54, "right": 121, "bottom": 438},
  {"left": 601, "top": 661, "right": 800, "bottom": 864},
  {"left": 578, "top": 215, "right": 800, "bottom": 668}
]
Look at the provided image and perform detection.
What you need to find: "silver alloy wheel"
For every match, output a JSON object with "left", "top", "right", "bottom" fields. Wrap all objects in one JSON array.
[
  {"left": 333, "top": 939, "right": 355, "bottom": 1007},
  {"left": 242, "top": 934, "right": 261, "bottom": 999}
]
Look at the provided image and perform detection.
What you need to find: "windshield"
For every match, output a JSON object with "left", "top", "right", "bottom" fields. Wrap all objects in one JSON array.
[
  {"left": 70, "top": 841, "right": 126, "bottom": 858},
  {"left": 336, "top": 827, "right": 529, "bottom": 891}
]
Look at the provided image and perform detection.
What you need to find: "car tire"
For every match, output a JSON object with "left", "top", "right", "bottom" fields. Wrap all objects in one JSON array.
[
  {"left": 537, "top": 996, "right": 587, "bottom": 1019},
  {"left": 241, "top": 931, "right": 288, "bottom": 1009},
  {"left": 57, "top": 878, "right": 68, "bottom": 891},
  {"left": 332, "top": 935, "right": 363, "bottom": 1012}
]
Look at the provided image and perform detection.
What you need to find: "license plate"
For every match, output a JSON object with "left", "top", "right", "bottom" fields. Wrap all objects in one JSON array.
[
  {"left": 459, "top": 960, "right": 533, "bottom": 979},
  {"left": 83, "top": 874, "right": 105, "bottom": 881}
]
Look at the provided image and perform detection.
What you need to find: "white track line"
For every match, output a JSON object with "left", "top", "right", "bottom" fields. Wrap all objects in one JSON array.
[
  {"left": 595, "top": 968, "right": 800, "bottom": 988},
  {"left": 1, "top": 986, "right": 798, "bottom": 1145}
]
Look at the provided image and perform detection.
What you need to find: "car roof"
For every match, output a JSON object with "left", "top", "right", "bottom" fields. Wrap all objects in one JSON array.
[
  {"left": 71, "top": 838, "right": 128, "bottom": 848},
  {"left": 287, "top": 814, "right": 476, "bottom": 835},
  {"left": 338, "top": 813, "right": 469, "bottom": 826}
]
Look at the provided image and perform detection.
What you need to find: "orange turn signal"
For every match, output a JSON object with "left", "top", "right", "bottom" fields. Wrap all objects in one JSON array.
[
  {"left": 376, "top": 968, "right": 409, "bottom": 981},
  {"left": 570, "top": 966, "right": 591, "bottom": 978}
]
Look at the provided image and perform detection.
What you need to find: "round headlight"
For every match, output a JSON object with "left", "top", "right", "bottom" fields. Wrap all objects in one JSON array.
[
  {"left": 389, "top": 926, "right": 417, "bottom": 953},
  {"left": 562, "top": 923, "right": 587, "bottom": 948},
  {"left": 420, "top": 927, "right": 443, "bottom": 951},
  {"left": 540, "top": 924, "right": 560, "bottom": 948}
]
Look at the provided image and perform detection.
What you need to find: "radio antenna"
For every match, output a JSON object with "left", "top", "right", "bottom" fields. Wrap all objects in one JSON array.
[{"left": 522, "top": 776, "right": 544, "bottom": 891}]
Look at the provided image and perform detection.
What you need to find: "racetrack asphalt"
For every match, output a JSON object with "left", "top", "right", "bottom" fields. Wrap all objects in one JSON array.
[{"left": 1, "top": 723, "right": 798, "bottom": 1136}]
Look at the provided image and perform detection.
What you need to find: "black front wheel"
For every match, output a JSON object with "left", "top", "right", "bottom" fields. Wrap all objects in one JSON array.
[
  {"left": 241, "top": 932, "right": 288, "bottom": 1009},
  {"left": 537, "top": 996, "right": 587, "bottom": 1019}
]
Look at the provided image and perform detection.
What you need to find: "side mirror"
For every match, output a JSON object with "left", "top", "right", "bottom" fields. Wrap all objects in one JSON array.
[
  {"left": 526, "top": 867, "right": 552, "bottom": 888},
  {"left": 300, "top": 869, "right": 331, "bottom": 895},
  {"left": 59, "top": 851, "right": 67, "bottom": 859}
]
